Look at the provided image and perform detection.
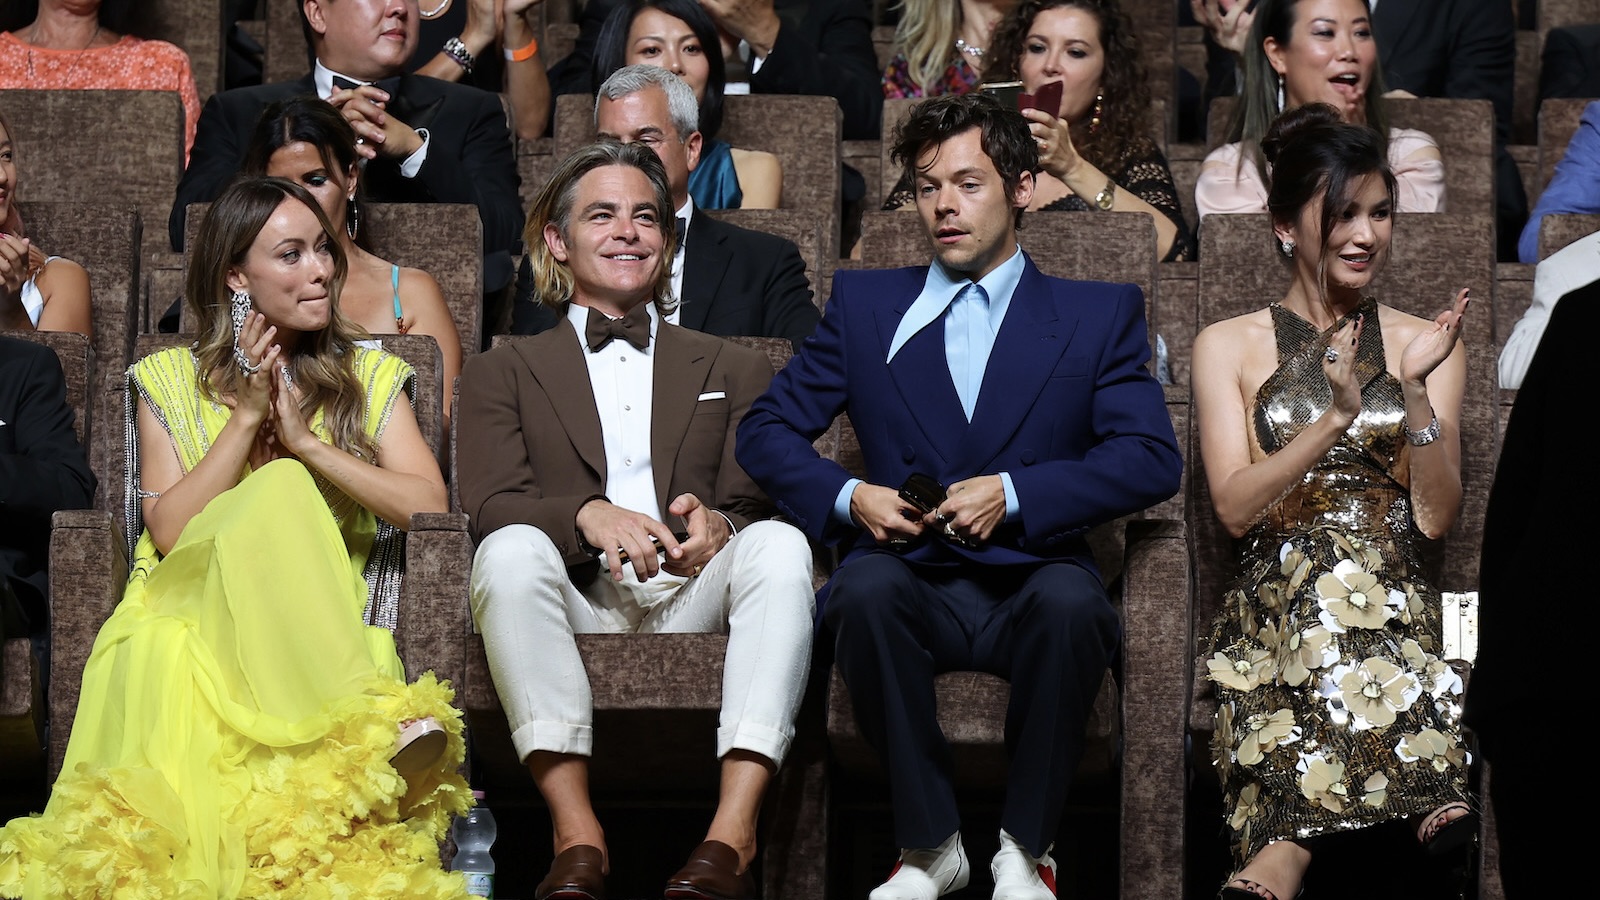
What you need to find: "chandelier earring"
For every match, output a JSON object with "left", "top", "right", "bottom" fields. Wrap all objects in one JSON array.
[
  {"left": 1276, "top": 74, "right": 1286, "bottom": 113},
  {"left": 1279, "top": 238, "right": 1296, "bottom": 259},
  {"left": 1090, "top": 92, "right": 1103, "bottom": 134},
  {"left": 230, "top": 288, "right": 251, "bottom": 339}
]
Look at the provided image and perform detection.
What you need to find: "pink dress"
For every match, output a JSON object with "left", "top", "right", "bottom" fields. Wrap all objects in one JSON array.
[
  {"left": 1195, "top": 128, "right": 1445, "bottom": 220},
  {"left": 0, "top": 32, "right": 201, "bottom": 160}
]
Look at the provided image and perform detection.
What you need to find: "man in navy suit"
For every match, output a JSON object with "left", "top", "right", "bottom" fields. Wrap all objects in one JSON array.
[{"left": 736, "top": 94, "right": 1181, "bottom": 900}]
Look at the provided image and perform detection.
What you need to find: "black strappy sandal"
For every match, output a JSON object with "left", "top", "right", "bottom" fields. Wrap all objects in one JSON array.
[
  {"left": 1417, "top": 801, "right": 1479, "bottom": 856},
  {"left": 1220, "top": 878, "right": 1286, "bottom": 900}
]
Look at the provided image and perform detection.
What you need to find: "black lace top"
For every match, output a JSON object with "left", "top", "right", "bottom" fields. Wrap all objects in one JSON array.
[{"left": 882, "top": 136, "right": 1194, "bottom": 262}]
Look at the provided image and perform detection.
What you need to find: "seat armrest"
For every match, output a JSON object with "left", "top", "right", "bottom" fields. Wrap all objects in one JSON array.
[
  {"left": 47, "top": 509, "right": 126, "bottom": 781},
  {"left": 1118, "top": 519, "right": 1190, "bottom": 900},
  {"left": 400, "top": 512, "right": 472, "bottom": 699}
]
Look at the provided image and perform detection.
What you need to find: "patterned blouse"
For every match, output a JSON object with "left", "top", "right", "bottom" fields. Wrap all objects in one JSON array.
[
  {"left": 881, "top": 51, "right": 980, "bottom": 100},
  {"left": 883, "top": 135, "right": 1196, "bottom": 262},
  {"left": 0, "top": 32, "right": 201, "bottom": 161}
]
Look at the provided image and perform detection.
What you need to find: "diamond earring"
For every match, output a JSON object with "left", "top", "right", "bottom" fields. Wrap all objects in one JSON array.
[{"left": 1280, "top": 239, "right": 1296, "bottom": 259}]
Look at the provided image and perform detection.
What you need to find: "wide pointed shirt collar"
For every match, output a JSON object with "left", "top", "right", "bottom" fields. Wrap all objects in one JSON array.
[{"left": 886, "top": 244, "right": 1025, "bottom": 362}]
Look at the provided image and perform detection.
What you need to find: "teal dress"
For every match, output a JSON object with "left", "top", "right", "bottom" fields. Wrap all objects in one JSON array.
[{"left": 688, "top": 139, "right": 743, "bottom": 210}]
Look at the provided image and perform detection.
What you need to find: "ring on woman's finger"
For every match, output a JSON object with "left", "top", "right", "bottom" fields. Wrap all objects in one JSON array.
[
  {"left": 1324, "top": 347, "right": 1340, "bottom": 364},
  {"left": 234, "top": 348, "right": 262, "bottom": 376}
]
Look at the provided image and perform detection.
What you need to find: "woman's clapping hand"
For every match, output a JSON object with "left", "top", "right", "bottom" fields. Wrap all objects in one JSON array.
[{"left": 1400, "top": 288, "right": 1470, "bottom": 387}]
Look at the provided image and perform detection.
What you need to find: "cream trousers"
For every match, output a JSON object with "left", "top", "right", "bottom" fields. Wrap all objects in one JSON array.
[{"left": 470, "top": 520, "right": 815, "bottom": 765}]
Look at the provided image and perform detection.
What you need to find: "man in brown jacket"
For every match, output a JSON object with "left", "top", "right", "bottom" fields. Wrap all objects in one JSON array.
[{"left": 456, "top": 141, "right": 814, "bottom": 900}]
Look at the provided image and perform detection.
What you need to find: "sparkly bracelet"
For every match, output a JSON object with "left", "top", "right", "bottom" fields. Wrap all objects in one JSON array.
[
  {"left": 443, "top": 36, "right": 475, "bottom": 75},
  {"left": 1405, "top": 413, "right": 1441, "bottom": 446},
  {"left": 505, "top": 37, "right": 539, "bottom": 61}
]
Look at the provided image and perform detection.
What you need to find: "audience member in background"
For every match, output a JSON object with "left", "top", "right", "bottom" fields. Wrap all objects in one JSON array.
[
  {"left": 0, "top": 334, "right": 95, "bottom": 714},
  {"left": 517, "top": 66, "right": 819, "bottom": 347},
  {"left": 242, "top": 96, "right": 462, "bottom": 423},
  {"left": 1194, "top": 0, "right": 1517, "bottom": 253},
  {"left": 1500, "top": 228, "right": 1600, "bottom": 387},
  {"left": 460, "top": 140, "right": 813, "bottom": 900},
  {"left": 175, "top": 0, "right": 522, "bottom": 300},
  {"left": 738, "top": 93, "right": 1180, "bottom": 900},
  {"left": 408, "top": 0, "right": 552, "bottom": 140},
  {"left": 1517, "top": 100, "right": 1600, "bottom": 264},
  {"left": 0, "top": 0, "right": 202, "bottom": 159},
  {"left": 1195, "top": 0, "right": 1444, "bottom": 220},
  {"left": 0, "top": 111, "right": 90, "bottom": 337},
  {"left": 881, "top": 0, "right": 1015, "bottom": 99},
  {"left": 1472, "top": 261, "right": 1593, "bottom": 896},
  {"left": 552, "top": 0, "right": 882, "bottom": 141},
  {"left": 1540, "top": 23, "right": 1600, "bottom": 101},
  {"left": 891, "top": 0, "right": 1193, "bottom": 262},
  {"left": 592, "top": 0, "right": 781, "bottom": 209},
  {"left": 1192, "top": 104, "right": 1472, "bottom": 900},
  {"left": 0, "top": 177, "right": 469, "bottom": 897}
]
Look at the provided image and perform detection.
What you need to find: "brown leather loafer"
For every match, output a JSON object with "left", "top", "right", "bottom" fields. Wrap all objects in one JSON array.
[
  {"left": 663, "top": 840, "right": 755, "bottom": 899},
  {"left": 535, "top": 844, "right": 607, "bottom": 900}
]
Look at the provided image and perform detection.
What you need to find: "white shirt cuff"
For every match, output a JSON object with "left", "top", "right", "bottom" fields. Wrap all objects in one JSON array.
[{"left": 399, "top": 127, "right": 430, "bottom": 178}]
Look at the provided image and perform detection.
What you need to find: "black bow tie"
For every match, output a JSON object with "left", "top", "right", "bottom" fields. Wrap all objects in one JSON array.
[
  {"left": 585, "top": 304, "right": 652, "bottom": 353},
  {"left": 675, "top": 216, "right": 688, "bottom": 246},
  {"left": 330, "top": 75, "right": 403, "bottom": 96}
]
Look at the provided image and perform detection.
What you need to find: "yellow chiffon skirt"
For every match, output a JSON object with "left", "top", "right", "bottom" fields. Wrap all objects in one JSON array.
[{"left": 0, "top": 461, "right": 471, "bottom": 898}]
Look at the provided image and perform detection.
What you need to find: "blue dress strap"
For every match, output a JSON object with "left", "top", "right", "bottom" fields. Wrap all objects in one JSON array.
[
  {"left": 687, "top": 139, "right": 744, "bottom": 210},
  {"left": 390, "top": 265, "right": 404, "bottom": 331}
]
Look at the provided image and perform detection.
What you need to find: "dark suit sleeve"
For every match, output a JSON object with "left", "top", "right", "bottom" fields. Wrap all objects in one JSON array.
[
  {"left": 750, "top": 0, "right": 882, "bottom": 140},
  {"left": 1540, "top": 25, "right": 1600, "bottom": 100},
  {"left": 1005, "top": 284, "right": 1182, "bottom": 540},
  {"left": 456, "top": 350, "right": 593, "bottom": 563},
  {"left": 546, "top": 0, "right": 619, "bottom": 99},
  {"left": 736, "top": 272, "right": 859, "bottom": 543},
  {"left": 760, "top": 240, "right": 821, "bottom": 351},
  {"left": 0, "top": 347, "right": 96, "bottom": 522},
  {"left": 714, "top": 346, "right": 778, "bottom": 529},
  {"left": 171, "top": 90, "right": 255, "bottom": 250}
]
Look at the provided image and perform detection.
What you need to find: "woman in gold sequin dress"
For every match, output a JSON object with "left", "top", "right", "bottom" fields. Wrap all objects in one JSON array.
[{"left": 1191, "top": 104, "right": 1474, "bottom": 900}]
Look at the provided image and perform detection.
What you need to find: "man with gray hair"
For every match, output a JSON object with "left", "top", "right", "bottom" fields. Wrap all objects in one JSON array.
[{"left": 515, "top": 65, "right": 819, "bottom": 351}]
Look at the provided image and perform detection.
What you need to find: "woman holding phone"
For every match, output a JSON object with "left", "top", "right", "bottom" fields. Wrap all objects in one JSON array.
[{"left": 884, "top": 0, "right": 1191, "bottom": 262}]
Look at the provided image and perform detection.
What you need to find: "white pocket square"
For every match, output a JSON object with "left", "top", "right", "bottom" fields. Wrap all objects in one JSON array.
[{"left": 697, "top": 391, "right": 727, "bottom": 401}]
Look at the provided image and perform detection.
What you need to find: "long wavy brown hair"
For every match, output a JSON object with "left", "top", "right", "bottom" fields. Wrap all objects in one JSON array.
[
  {"left": 984, "top": 0, "right": 1153, "bottom": 172},
  {"left": 187, "top": 177, "right": 377, "bottom": 461}
]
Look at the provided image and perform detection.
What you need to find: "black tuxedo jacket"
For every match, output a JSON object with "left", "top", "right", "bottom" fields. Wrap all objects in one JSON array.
[
  {"left": 0, "top": 337, "right": 95, "bottom": 619},
  {"left": 171, "top": 73, "right": 523, "bottom": 290},
  {"left": 512, "top": 213, "right": 820, "bottom": 350},
  {"left": 549, "top": 0, "right": 881, "bottom": 140}
]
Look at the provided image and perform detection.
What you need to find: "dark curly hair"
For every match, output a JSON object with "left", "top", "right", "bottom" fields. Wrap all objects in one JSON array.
[
  {"left": 591, "top": 0, "right": 726, "bottom": 141},
  {"left": 984, "top": 0, "right": 1152, "bottom": 173},
  {"left": 891, "top": 93, "right": 1040, "bottom": 230}
]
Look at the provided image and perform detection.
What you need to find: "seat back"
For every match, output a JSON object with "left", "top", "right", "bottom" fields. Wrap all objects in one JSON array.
[
  {"left": 1538, "top": 213, "right": 1600, "bottom": 259},
  {"left": 1537, "top": 98, "right": 1597, "bottom": 193},
  {"left": 16, "top": 202, "right": 142, "bottom": 503},
  {"left": 180, "top": 201, "right": 483, "bottom": 365},
  {"left": 145, "top": 0, "right": 225, "bottom": 102},
  {"left": 0, "top": 90, "right": 182, "bottom": 266},
  {"left": 263, "top": 0, "right": 312, "bottom": 84}
]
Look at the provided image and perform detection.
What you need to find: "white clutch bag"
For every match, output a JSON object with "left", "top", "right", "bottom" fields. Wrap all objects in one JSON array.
[{"left": 1441, "top": 591, "right": 1479, "bottom": 664}]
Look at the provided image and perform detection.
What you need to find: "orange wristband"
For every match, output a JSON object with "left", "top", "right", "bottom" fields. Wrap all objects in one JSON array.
[{"left": 504, "top": 37, "right": 539, "bottom": 62}]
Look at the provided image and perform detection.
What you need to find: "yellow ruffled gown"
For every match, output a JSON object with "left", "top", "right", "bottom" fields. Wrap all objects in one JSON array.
[{"left": 0, "top": 347, "right": 471, "bottom": 898}]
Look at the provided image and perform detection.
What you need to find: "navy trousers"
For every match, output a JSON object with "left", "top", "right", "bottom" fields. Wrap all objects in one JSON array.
[{"left": 824, "top": 551, "right": 1121, "bottom": 859}]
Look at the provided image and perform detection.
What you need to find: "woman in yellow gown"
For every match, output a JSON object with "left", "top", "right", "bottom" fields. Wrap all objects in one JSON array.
[{"left": 0, "top": 177, "right": 472, "bottom": 898}]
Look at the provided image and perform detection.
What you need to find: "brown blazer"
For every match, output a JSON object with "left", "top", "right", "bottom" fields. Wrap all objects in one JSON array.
[{"left": 456, "top": 314, "right": 777, "bottom": 567}]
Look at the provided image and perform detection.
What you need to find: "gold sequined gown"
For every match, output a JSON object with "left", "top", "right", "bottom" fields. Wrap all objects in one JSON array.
[{"left": 1204, "top": 298, "right": 1469, "bottom": 864}]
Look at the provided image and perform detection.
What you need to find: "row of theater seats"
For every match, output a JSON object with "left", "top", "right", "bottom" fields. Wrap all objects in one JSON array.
[{"left": 11, "top": 188, "right": 1597, "bottom": 893}]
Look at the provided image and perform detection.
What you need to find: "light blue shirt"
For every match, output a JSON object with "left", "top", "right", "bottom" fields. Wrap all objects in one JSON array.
[{"left": 832, "top": 247, "right": 1027, "bottom": 527}]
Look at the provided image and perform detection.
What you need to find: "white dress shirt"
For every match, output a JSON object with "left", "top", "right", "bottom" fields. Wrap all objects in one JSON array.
[
  {"left": 664, "top": 197, "right": 694, "bottom": 325},
  {"left": 566, "top": 302, "right": 661, "bottom": 520}
]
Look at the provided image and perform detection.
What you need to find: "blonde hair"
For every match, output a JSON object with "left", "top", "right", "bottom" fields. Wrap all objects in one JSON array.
[
  {"left": 524, "top": 140, "right": 679, "bottom": 312},
  {"left": 893, "top": 0, "right": 963, "bottom": 96},
  {"left": 187, "top": 177, "right": 377, "bottom": 461}
]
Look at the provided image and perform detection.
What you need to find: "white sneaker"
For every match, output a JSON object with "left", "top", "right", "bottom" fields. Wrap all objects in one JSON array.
[
  {"left": 991, "top": 829, "right": 1057, "bottom": 899},
  {"left": 868, "top": 831, "right": 971, "bottom": 900}
]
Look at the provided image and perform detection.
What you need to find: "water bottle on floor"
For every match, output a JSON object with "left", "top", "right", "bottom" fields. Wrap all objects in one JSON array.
[{"left": 451, "top": 790, "right": 497, "bottom": 897}]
